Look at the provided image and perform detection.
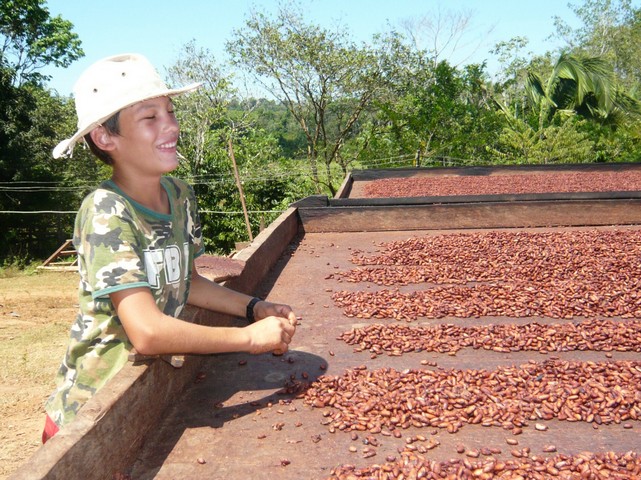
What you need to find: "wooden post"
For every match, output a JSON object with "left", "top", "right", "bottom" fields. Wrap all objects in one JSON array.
[{"left": 227, "top": 136, "right": 253, "bottom": 242}]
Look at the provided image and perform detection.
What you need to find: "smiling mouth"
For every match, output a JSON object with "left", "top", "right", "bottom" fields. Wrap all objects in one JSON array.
[{"left": 158, "top": 141, "right": 177, "bottom": 150}]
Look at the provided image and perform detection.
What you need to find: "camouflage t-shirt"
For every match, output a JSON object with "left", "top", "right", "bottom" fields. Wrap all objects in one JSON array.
[{"left": 45, "top": 176, "right": 204, "bottom": 428}]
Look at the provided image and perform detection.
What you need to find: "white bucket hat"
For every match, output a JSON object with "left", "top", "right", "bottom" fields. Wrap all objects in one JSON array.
[{"left": 53, "top": 53, "right": 201, "bottom": 159}]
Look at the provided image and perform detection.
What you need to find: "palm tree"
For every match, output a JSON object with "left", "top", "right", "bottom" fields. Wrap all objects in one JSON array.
[{"left": 525, "top": 52, "right": 640, "bottom": 130}]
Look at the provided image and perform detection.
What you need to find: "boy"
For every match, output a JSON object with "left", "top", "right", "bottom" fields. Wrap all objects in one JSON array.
[{"left": 44, "top": 53, "right": 297, "bottom": 442}]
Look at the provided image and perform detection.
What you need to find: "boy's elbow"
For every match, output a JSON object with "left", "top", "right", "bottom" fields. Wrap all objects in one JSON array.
[
  {"left": 130, "top": 337, "right": 158, "bottom": 356},
  {"left": 129, "top": 332, "right": 164, "bottom": 355},
  {"left": 125, "top": 322, "right": 162, "bottom": 356},
  {"left": 112, "top": 288, "right": 165, "bottom": 355}
]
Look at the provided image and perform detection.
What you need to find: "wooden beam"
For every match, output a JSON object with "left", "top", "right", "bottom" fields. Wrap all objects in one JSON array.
[{"left": 298, "top": 199, "right": 641, "bottom": 233}]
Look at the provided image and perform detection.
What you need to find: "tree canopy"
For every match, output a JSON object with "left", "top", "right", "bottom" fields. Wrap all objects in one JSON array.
[
  {"left": 0, "top": 0, "right": 83, "bottom": 86},
  {"left": 228, "top": 6, "right": 383, "bottom": 195},
  {"left": 2, "top": 0, "right": 641, "bottom": 264}
]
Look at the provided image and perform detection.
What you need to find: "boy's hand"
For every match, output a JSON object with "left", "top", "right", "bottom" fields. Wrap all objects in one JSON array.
[
  {"left": 249, "top": 300, "right": 298, "bottom": 355},
  {"left": 253, "top": 300, "right": 298, "bottom": 327},
  {"left": 245, "top": 316, "right": 297, "bottom": 355}
]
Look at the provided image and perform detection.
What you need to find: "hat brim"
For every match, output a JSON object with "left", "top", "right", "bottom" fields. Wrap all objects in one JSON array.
[{"left": 53, "top": 82, "right": 202, "bottom": 159}]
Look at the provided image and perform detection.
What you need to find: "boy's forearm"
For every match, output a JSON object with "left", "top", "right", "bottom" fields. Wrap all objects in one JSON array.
[
  {"left": 187, "top": 269, "right": 253, "bottom": 319},
  {"left": 112, "top": 287, "right": 255, "bottom": 355},
  {"left": 136, "top": 315, "right": 253, "bottom": 355}
]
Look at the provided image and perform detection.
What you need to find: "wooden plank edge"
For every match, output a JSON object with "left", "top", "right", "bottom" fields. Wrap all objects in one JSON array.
[
  {"left": 298, "top": 198, "right": 641, "bottom": 233},
  {"left": 8, "top": 350, "right": 201, "bottom": 480},
  {"left": 224, "top": 206, "right": 300, "bottom": 295},
  {"left": 334, "top": 172, "right": 354, "bottom": 199},
  {"left": 330, "top": 190, "right": 641, "bottom": 207}
]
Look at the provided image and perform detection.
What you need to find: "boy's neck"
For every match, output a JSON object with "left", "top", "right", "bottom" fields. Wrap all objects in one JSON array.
[{"left": 110, "top": 173, "right": 170, "bottom": 215}]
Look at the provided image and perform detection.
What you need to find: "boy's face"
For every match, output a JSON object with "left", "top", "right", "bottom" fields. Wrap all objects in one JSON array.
[{"left": 109, "top": 96, "right": 180, "bottom": 175}]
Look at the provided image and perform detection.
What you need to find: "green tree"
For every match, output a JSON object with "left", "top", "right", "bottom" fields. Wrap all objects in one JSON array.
[
  {"left": 168, "top": 42, "right": 311, "bottom": 253},
  {"left": 228, "top": 4, "right": 382, "bottom": 195},
  {"left": 525, "top": 52, "right": 637, "bottom": 130},
  {"left": 0, "top": 0, "right": 84, "bottom": 263},
  {"left": 0, "top": 0, "right": 83, "bottom": 86},
  {"left": 490, "top": 37, "right": 536, "bottom": 120},
  {"left": 492, "top": 114, "right": 595, "bottom": 164},
  {"left": 0, "top": 80, "right": 89, "bottom": 262},
  {"left": 553, "top": 0, "right": 641, "bottom": 88},
  {"left": 362, "top": 31, "right": 502, "bottom": 167},
  {"left": 551, "top": 1, "right": 641, "bottom": 162},
  {"left": 491, "top": 52, "right": 640, "bottom": 164},
  {"left": 232, "top": 98, "right": 306, "bottom": 158}
]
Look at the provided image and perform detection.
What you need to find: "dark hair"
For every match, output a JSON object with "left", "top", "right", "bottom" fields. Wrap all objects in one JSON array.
[{"left": 82, "top": 112, "right": 121, "bottom": 165}]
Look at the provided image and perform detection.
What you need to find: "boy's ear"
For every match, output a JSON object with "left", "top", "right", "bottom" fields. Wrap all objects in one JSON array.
[{"left": 89, "top": 126, "right": 116, "bottom": 151}]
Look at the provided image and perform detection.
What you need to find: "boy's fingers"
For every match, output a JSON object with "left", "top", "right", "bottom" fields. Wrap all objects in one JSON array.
[
  {"left": 284, "top": 321, "right": 296, "bottom": 336},
  {"left": 272, "top": 346, "right": 287, "bottom": 355}
]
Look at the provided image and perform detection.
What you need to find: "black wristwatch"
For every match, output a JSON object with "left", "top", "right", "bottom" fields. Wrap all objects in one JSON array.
[{"left": 246, "top": 297, "right": 262, "bottom": 323}]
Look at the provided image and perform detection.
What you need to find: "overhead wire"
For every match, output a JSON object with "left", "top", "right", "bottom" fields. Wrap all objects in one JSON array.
[
  {"left": 0, "top": 153, "right": 418, "bottom": 192},
  {"left": 1, "top": 152, "right": 462, "bottom": 213},
  {"left": 0, "top": 209, "right": 286, "bottom": 215}
]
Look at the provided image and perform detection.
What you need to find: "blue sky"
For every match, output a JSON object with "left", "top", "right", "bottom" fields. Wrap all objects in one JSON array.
[{"left": 42, "top": 0, "right": 616, "bottom": 95}]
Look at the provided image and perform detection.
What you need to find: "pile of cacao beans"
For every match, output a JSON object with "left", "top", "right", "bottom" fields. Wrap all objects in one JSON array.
[
  {"left": 362, "top": 171, "right": 641, "bottom": 198},
  {"left": 310, "top": 227, "right": 641, "bottom": 479}
]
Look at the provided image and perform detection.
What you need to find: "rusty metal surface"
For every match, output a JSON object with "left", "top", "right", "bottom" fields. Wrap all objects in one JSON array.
[{"left": 129, "top": 225, "right": 641, "bottom": 480}]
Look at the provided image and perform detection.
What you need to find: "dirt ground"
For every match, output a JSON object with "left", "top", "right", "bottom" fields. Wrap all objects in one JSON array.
[{"left": 0, "top": 269, "right": 77, "bottom": 479}]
